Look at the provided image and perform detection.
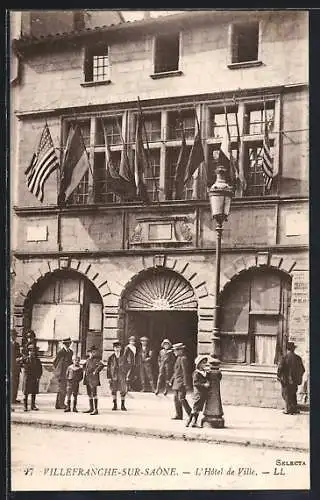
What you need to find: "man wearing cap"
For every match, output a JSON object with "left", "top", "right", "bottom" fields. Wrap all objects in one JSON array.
[
  {"left": 155, "top": 339, "right": 175, "bottom": 395},
  {"left": 277, "top": 341, "right": 305, "bottom": 415},
  {"left": 107, "top": 341, "right": 129, "bottom": 411},
  {"left": 53, "top": 337, "right": 73, "bottom": 409},
  {"left": 138, "top": 336, "right": 156, "bottom": 392},
  {"left": 83, "top": 346, "right": 105, "bottom": 415},
  {"left": 124, "top": 336, "right": 140, "bottom": 391},
  {"left": 169, "top": 343, "right": 192, "bottom": 420}
]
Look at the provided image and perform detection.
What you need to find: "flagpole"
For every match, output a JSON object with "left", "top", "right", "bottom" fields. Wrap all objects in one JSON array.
[
  {"left": 137, "top": 96, "right": 160, "bottom": 204},
  {"left": 57, "top": 120, "right": 63, "bottom": 252}
]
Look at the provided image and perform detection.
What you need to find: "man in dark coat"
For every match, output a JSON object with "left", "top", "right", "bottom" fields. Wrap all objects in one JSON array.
[
  {"left": 53, "top": 337, "right": 73, "bottom": 409},
  {"left": 169, "top": 343, "right": 192, "bottom": 420},
  {"left": 138, "top": 336, "right": 156, "bottom": 392},
  {"left": 83, "top": 345, "right": 105, "bottom": 415},
  {"left": 277, "top": 341, "right": 305, "bottom": 414},
  {"left": 155, "top": 338, "right": 175, "bottom": 395},
  {"left": 22, "top": 344, "right": 43, "bottom": 411},
  {"left": 11, "top": 329, "right": 22, "bottom": 404},
  {"left": 107, "top": 341, "right": 129, "bottom": 411},
  {"left": 123, "top": 336, "right": 140, "bottom": 391},
  {"left": 186, "top": 355, "right": 210, "bottom": 427}
]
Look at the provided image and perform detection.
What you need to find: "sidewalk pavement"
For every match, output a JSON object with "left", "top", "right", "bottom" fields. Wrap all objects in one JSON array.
[{"left": 11, "top": 392, "right": 309, "bottom": 452}]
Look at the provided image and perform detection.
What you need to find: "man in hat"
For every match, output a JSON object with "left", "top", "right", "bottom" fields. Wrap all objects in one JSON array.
[
  {"left": 138, "top": 336, "right": 156, "bottom": 392},
  {"left": 83, "top": 345, "right": 105, "bottom": 415},
  {"left": 53, "top": 337, "right": 73, "bottom": 409},
  {"left": 22, "top": 343, "right": 43, "bottom": 411},
  {"left": 277, "top": 341, "right": 305, "bottom": 415},
  {"left": 11, "top": 329, "right": 23, "bottom": 404},
  {"left": 155, "top": 338, "right": 175, "bottom": 395},
  {"left": 169, "top": 343, "right": 192, "bottom": 420},
  {"left": 124, "top": 336, "right": 140, "bottom": 391},
  {"left": 107, "top": 341, "right": 129, "bottom": 411}
]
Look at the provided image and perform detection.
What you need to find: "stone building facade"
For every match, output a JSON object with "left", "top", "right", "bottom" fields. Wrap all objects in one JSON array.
[{"left": 10, "top": 10, "right": 309, "bottom": 407}]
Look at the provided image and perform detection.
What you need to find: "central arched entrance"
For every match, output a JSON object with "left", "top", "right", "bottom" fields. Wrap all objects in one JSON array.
[{"left": 121, "top": 267, "right": 198, "bottom": 366}]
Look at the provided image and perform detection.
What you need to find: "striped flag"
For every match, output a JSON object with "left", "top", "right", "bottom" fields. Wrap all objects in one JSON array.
[
  {"left": 59, "top": 124, "right": 91, "bottom": 203},
  {"left": 261, "top": 110, "right": 273, "bottom": 192},
  {"left": 24, "top": 123, "right": 59, "bottom": 202}
]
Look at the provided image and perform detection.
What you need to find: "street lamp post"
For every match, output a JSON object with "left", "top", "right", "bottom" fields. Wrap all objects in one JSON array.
[{"left": 201, "top": 166, "right": 233, "bottom": 429}]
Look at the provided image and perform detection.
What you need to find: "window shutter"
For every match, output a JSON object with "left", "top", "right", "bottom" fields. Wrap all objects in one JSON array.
[{"left": 221, "top": 277, "right": 250, "bottom": 333}]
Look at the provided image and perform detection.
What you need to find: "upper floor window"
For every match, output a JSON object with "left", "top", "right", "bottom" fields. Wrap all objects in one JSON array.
[
  {"left": 84, "top": 44, "right": 110, "bottom": 83},
  {"left": 62, "top": 96, "right": 279, "bottom": 207},
  {"left": 154, "top": 33, "right": 180, "bottom": 74},
  {"left": 231, "top": 22, "right": 259, "bottom": 64}
]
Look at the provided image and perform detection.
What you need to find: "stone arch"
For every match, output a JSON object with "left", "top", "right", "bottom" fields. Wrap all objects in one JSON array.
[
  {"left": 220, "top": 252, "right": 296, "bottom": 292},
  {"left": 12, "top": 258, "right": 118, "bottom": 344},
  {"left": 113, "top": 255, "right": 215, "bottom": 356}
]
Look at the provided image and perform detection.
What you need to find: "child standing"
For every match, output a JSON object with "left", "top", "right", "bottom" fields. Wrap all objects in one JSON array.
[
  {"left": 83, "top": 346, "right": 104, "bottom": 415},
  {"left": 64, "top": 356, "right": 83, "bottom": 413},
  {"left": 155, "top": 339, "right": 175, "bottom": 395},
  {"left": 22, "top": 344, "right": 43, "bottom": 411},
  {"left": 107, "top": 341, "right": 129, "bottom": 411},
  {"left": 186, "top": 355, "right": 210, "bottom": 428}
]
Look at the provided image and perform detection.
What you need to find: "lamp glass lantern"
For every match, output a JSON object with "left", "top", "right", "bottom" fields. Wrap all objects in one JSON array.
[{"left": 208, "top": 166, "right": 233, "bottom": 222}]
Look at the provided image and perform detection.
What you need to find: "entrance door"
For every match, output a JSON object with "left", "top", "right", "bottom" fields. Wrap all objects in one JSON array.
[{"left": 126, "top": 310, "right": 198, "bottom": 372}]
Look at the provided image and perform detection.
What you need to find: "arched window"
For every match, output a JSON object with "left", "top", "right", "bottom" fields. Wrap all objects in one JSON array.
[
  {"left": 24, "top": 270, "right": 103, "bottom": 359},
  {"left": 220, "top": 269, "right": 291, "bottom": 366}
]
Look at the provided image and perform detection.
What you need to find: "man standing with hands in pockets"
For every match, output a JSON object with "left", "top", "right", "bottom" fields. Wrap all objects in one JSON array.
[{"left": 169, "top": 343, "right": 192, "bottom": 420}]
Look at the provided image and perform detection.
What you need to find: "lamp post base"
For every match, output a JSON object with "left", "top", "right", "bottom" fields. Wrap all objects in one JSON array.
[{"left": 201, "top": 416, "right": 225, "bottom": 429}]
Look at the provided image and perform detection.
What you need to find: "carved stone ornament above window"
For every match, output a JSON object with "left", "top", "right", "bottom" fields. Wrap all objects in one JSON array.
[{"left": 130, "top": 216, "right": 193, "bottom": 247}]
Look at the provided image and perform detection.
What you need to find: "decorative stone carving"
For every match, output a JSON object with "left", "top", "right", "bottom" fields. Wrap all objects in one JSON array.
[{"left": 131, "top": 223, "right": 142, "bottom": 243}]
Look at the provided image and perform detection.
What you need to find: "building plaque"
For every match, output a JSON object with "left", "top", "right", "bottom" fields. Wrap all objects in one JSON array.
[{"left": 26, "top": 225, "right": 48, "bottom": 242}]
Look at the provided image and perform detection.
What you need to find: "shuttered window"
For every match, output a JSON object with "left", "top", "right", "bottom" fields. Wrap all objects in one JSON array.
[{"left": 220, "top": 269, "right": 291, "bottom": 365}]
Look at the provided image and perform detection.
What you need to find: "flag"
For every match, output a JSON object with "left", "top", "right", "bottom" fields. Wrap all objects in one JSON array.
[
  {"left": 184, "top": 115, "right": 205, "bottom": 184},
  {"left": 218, "top": 107, "right": 240, "bottom": 190},
  {"left": 173, "top": 122, "right": 189, "bottom": 199},
  {"left": 59, "top": 124, "right": 91, "bottom": 203},
  {"left": 25, "top": 123, "right": 59, "bottom": 202},
  {"left": 134, "top": 113, "right": 150, "bottom": 203},
  {"left": 234, "top": 110, "right": 246, "bottom": 193},
  {"left": 116, "top": 119, "right": 136, "bottom": 188},
  {"left": 261, "top": 109, "right": 273, "bottom": 192},
  {"left": 104, "top": 122, "right": 136, "bottom": 200}
]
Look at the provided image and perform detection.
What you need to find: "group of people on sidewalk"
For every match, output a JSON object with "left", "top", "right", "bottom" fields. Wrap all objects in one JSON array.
[{"left": 11, "top": 329, "right": 305, "bottom": 424}]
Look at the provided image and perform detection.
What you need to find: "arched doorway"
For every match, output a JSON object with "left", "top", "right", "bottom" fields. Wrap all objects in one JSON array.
[
  {"left": 23, "top": 269, "right": 103, "bottom": 359},
  {"left": 121, "top": 267, "right": 198, "bottom": 374}
]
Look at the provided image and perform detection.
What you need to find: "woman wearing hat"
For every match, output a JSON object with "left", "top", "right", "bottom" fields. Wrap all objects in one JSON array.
[
  {"left": 22, "top": 344, "right": 43, "bottom": 411},
  {"left": 107, "top": 341, "right": 129, "bottom": 411},
  {"left": 186, "top": 355, "right": 210, "bottom": 428},
  {"left": 83, "top": 346, "right": 105, "bottom": 415},
  {"left": 53, "top": 337, "right": 73, "bottom": 409},
  {"left": 155, "top": 339, "right": 175, "bottom": 396}
]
